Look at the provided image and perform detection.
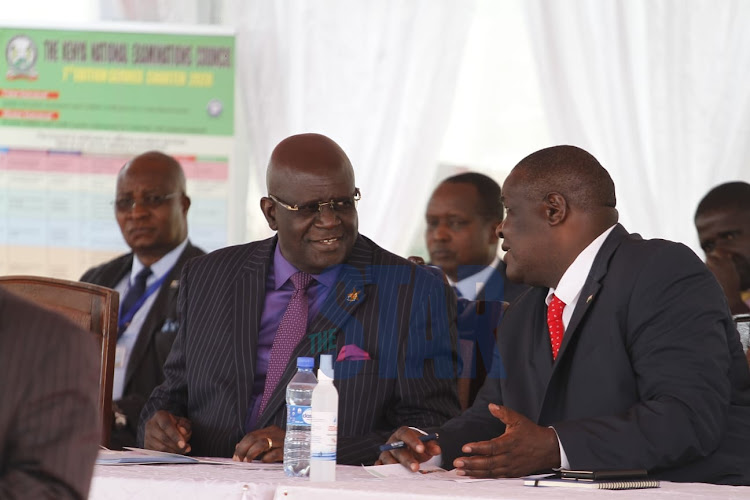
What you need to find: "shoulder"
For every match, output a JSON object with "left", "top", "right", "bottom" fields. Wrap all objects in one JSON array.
[
  {"left": 357, "top": 235, "right": 446, "bottom": 288},
  {"left": 185, "top": 238, "right": 274, "bottom": 275},
  {"left": 80, "top": 252, "right": 132, "bottom": 283}
]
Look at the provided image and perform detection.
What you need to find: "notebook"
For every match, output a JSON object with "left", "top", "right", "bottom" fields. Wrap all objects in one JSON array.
[{"left": 524, "top": 475, "right": 660, "bottom": 490}]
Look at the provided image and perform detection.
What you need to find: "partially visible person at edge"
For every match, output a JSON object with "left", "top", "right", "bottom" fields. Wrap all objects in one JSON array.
[
  {"left": 0, "top": 287, "right": 100, "bottom": 499},
  {"left": 81, "top": 151, "right": 204, "bottom": 449},
  {"left": 378, "top": 145, "right": 750, "bottom": 485},
  {"left": 139, "top": 133, "right": 459, "bottom": 465}
]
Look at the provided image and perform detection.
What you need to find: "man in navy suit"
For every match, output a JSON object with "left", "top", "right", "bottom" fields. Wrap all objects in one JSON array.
[
  {"left": 140, "top": 133, "right": 459, "bottom": 465},
  {"left": 425, "top": 173, "right": 527, "bottom": 409},
  {"left": 425, "top": 172, "right": 526, "bottom": 303},
  {"left": 379, "top": 145, "right": 750, "bottom": 485},
  {"left": 81, "top": 151, "right": 204, "bottom": 449}
]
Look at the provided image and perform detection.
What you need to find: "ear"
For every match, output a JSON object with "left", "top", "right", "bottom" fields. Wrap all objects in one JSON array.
[
  {"left": 543, "top": 192, "right": 567, "bottom": 226},
  {"left": 486, "top": 219, "right": 501, "bottom": 244},
  {"left": 181, "top": 195, "right": 191, "bottom": 213},
  {"left": 260, "top": 197, "right": 278, "bottom": 231}
]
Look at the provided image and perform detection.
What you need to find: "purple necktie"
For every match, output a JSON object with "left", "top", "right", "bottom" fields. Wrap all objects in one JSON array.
[{"left": 258, "top": 271, "right": 314, "bottom": 416}]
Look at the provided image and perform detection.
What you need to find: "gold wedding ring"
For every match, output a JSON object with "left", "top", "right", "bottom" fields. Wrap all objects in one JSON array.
[{"left": 266, "top": 437, "right": 273, "bottom": 450}]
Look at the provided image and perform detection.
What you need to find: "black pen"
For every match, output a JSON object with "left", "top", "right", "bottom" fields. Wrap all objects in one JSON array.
[{"left": 379, "top": 432, "right": 439, "bottom": 452}]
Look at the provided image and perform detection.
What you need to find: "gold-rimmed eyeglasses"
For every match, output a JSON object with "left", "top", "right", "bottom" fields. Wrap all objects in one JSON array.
[
  {"left": 269, "top": 188, "right": 361, "bottom": 217},
  {"left": 113, "top": 192, "right": 180, "bottom": 212}
]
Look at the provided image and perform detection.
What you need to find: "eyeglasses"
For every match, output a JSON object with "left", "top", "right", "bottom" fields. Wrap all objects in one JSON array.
[
  {"left": 269, "top": 188, "right": 361, "bottom": 217},
  {"left": 114, "top": 192, "right": 180, "bottom": 212}
]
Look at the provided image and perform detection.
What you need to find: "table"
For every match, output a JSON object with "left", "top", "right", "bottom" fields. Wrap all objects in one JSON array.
[{"left": 89, "top": 463, "right": 750, "bottom": 500}]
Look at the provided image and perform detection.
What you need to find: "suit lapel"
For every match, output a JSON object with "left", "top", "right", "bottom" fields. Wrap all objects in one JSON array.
[
  {"left": 256, "top": 236, "right": 372, "bottom": 428},
  {"left": 550, "top": 224, "right": 628, "bottom": 371},
  {"left": 233, "top": 238, "right": 275, "bottom": 431},
  {"left": 123, "top": 244, "right": 202, "bottom": 388}
]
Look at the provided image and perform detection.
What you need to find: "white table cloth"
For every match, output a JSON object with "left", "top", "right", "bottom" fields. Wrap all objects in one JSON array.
[{"left": 89, "top": 463, "right": 750, "bottom": 500}]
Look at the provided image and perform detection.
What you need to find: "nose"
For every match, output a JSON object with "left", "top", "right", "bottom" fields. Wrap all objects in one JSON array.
[
  {"left": 315, "top": 203, "right": 340, "bottom": 227},
  {"left": 430, "top": 222, "right": 450, "bottom": 242},
  {"left": 496, "top": 220, "right": 505, "bottom": 239}
]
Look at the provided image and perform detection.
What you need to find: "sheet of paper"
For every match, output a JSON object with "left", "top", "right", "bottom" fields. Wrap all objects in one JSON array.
[{"left": 362, "top": 463, "right": 495, "bottom": 482}]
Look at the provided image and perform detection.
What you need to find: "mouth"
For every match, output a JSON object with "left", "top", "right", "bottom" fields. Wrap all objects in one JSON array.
[
  {"left": 430, "top": 249, "right": 455, "bottom": 260},
  {"left": 310, "top": 236, "right": 344, "bottom": 250},
  {"left": 129, "top": 227, "right": 155, "bottom": 237}
]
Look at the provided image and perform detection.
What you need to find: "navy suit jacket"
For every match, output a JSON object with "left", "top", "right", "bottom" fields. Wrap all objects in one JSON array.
[
  {"left": 81, "top": 242, "right": 205, "bottom": 448},
  {"left": 439, "top": 224, "right": 750, "bottom": 485},
  {"left": 139, "top": 235, "right": 460, "bottom": 464}
]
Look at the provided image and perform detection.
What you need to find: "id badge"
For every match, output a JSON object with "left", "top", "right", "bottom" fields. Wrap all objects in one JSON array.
[{"left": 115, "top": 345, "right": 127, "bottom": 368}]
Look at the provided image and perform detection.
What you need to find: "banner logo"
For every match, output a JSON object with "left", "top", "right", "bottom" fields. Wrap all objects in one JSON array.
[{"left": 6, "top": 35, "right": 38, "bottom": 80}]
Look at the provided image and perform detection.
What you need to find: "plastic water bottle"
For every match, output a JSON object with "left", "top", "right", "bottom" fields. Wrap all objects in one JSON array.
[
  {"left": 310, "top": 354, "right": 339, "bottom": 482},
  {"left": 283, "top": 356, "right": 317, "bottom": 477}
]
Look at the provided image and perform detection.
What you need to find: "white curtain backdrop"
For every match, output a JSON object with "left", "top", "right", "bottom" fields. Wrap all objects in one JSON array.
[
  {"left": 525, "top": 0, "right": 750, "bottom": 255},
  {"left": 108, "top": 0, "right": 476, "bottom": 255}
]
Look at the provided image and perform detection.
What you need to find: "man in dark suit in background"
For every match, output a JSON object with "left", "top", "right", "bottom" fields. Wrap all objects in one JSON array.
[
  {"left": 81, "top": 151, "right": 204, "bottom": 449},
  {"left": 379, "top": 145, "right": 750, "bottom": 485},
  {"left": 140, "top": 133, "right": 459, "bottom": 465},
  {"left": 0, "top": 288, "right": 100, "bottom": 499},
  {"left": 425, "top": 172, "right": 526, "bottom": 303},
  {"left": 425, "top": 173, "right": 528, "bottom": 409}
]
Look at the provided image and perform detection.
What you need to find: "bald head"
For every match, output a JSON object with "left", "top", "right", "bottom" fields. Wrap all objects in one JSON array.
[
  {"left": 115, "top": 151, "right": 190, "bottom": 265},
  {"left": 499, "top": 145, "right": 619, "bottom": 287},
  {"left": 513, "top": 145, "right": 617, "bottom": 212},
  {"left": 261, "top": 133, "right": 359, "bottom": 274},
  {"left": 120, "top": 151, "right": 187, "bottom": 192},
  {"left": 267, "top": 133, "right": 354, "bottom": 194}
]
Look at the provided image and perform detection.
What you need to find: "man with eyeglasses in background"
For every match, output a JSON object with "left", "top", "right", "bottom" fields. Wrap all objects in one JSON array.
[
  {"left": 139, "top": 133, "right": 459, "bottom": 465},
  {"left": 81, "top": 151, "right": 205, "bottom": 449}
]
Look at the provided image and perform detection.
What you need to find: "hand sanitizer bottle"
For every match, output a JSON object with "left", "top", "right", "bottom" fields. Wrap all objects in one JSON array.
[{"left": 310, "top": 354, "right": 338, "bottom": 482}]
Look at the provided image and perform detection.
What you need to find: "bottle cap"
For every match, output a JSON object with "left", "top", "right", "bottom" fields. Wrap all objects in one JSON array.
[
  {"left": 318, "top": 354, "right": 334, "bottom": 380},
  {"left": 297, "top": 356, "right": 314, "bottom": 369}
]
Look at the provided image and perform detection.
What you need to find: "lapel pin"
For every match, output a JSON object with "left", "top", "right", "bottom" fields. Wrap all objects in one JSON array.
[
  {"left": 586, "top": 294, "right": 594, "bottom": 304},
  {"left": 346, "top": 287, "right": 360, "bottom": 302},
  {"left": 170, "top": 280, "right": 179, "bottom": 288}
]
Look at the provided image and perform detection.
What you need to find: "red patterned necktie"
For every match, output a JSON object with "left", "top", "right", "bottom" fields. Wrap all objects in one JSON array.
[
  {"left": 547, "top": 294, "right": 566, "bottom": 360},
  {"left": 258, "top": 271, "right": 314, "bottom": 416}
]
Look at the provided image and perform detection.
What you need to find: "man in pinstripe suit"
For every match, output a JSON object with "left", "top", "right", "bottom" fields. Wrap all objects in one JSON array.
[
  {"left": 0, "top": 288, "right": 100, "bottom": 499},
  {"left": 140, "top": 133, "right": 460, "bottom": 465}
]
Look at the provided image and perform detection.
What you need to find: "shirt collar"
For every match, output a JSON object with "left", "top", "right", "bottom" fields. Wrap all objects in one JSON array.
[
  {"left": 273, "top": 243, "right": 342, "bottom": 290},
  {"left": 452, "top": 255, "right": 501, "bottom": 300},
  {"left": 131, "top": 238, "right": 189, "bottom": 285},
  {"left": 546, "top": 225, "right": 616, "bottom": 307}
]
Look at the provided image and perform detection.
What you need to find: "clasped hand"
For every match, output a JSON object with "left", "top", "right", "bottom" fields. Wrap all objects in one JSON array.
[
  {"left": 376, "top": 404, "right": 560, "bottom": 478},
  {"left": 144, "top": 410, "right": 285, "bottom": 462}
]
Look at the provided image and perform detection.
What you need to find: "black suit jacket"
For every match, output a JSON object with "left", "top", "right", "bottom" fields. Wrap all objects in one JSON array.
[
  {"left": 439, "top": 224, "right": 750, "bottom": 485},
  {"left": 80, "top": 242, "right": 205, "bottom": 448},
  {"left": 139, "top": 235, "right": 460, "bottom": 464},
  {"left": 0, "top": 288, "right": 100, "bottom": 499}
]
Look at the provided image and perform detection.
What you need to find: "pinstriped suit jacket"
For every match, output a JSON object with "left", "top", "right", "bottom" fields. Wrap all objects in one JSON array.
[
  {"left": 0, "top": 288, "right": 100, "bottom": 499},
  {"left": 139, "top": 234, "right": 460, "bottom": 464}
]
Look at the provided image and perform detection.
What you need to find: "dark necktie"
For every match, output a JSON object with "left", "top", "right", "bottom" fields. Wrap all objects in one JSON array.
[
  {"left": 118, "top": 266, "right": 152, "bottom": 338},
  {"left": 547, "top": 294, "right": 566, "bottom": 360},
  {"left": 258, "top": 271, "right": 314, "bottom": 416}
]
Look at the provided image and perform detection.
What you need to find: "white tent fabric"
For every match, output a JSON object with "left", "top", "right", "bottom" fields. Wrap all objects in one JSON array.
[
  {"left": 524, "top": 0, "right": 750, "bottom": 255},
  {"left": 109, "top": 0, "right": 476, "bottom": 255}
]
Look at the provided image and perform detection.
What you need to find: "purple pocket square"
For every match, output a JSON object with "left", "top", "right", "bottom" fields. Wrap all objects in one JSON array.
[{"left": 336, "top": 344, "right": 371, "bottom": 361}]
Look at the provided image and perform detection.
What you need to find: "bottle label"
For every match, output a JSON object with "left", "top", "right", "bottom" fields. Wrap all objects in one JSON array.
[
  {"left": 287, "top": 404, "right": 312, "bottom": 427},
  {"left": 310, "top": 411, "right": 338, "bottom": 461}
]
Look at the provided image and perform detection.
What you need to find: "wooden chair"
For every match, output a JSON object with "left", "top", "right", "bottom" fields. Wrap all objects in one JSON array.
[{"left": 0, "top": 275, "right": 118, "bottom": 447}]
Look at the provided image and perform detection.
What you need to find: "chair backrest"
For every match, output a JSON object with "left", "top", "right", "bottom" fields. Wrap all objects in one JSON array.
[{"left": 0, "top": 275, "right": 118, "bottom": 447}]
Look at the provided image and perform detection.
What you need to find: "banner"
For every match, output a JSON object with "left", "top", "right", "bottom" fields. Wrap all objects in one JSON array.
[{"left": 0, "top": 25, "right": 235, "bottom": 278}]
